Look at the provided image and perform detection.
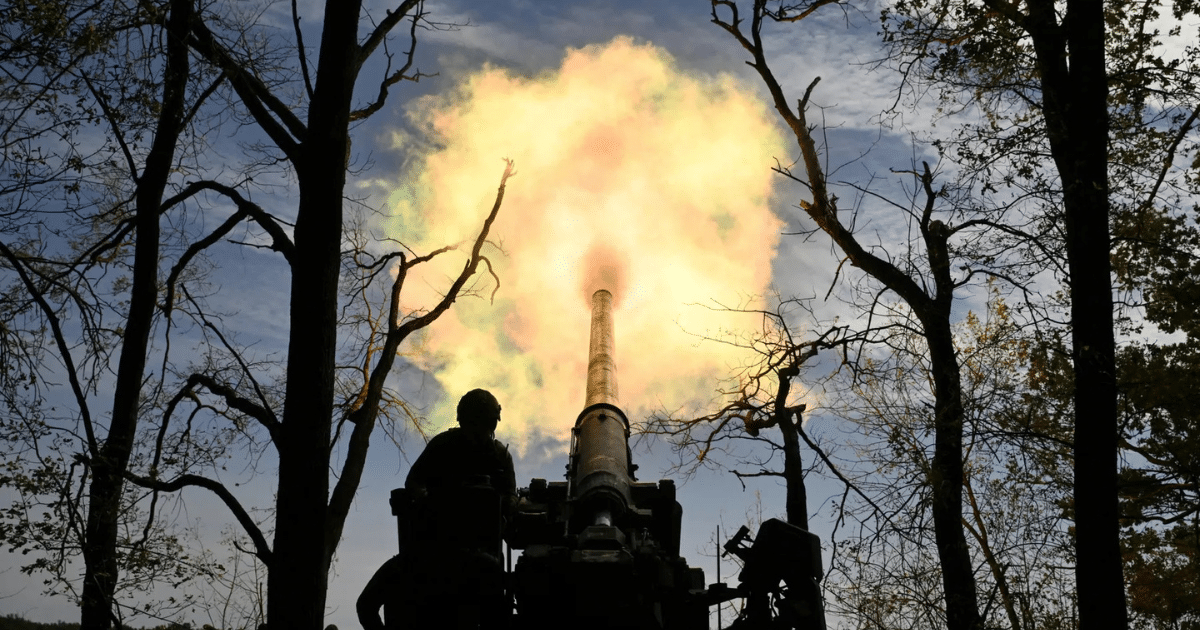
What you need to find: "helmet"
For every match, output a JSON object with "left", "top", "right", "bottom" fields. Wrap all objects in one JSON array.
[{"left": 457, "top": 389, "right": 501, "bottom": 429}]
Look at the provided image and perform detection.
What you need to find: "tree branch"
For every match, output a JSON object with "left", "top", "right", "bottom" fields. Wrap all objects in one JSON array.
[
  {"left": 325, "top": 159, "right": 515, "bottom": 558},
  {"left": 186, "top": 20, "right": 307, "bottom": 158},
  {"left": 350, "top": 0, "right": 430, "bottom": 122},
  {"left": 124, "top": 471, "right": 273, "bottom": 565},
  {"left": 0, "top": 240, "right": 98, "bottom": 455},
  {"left": 291, "top": 0, "right": 315, "bottom": 100},
  {"left": 162, "top": 180, "right": 296, "bottom": 263},
  {"left": 186, "top": 373, "right": 280, "bottom": 441}
]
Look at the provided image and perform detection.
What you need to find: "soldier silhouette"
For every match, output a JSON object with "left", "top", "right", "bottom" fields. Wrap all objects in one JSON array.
[
  {"left": 405, "top": 388, "right": 517, "bottom": 517},
  {"left": 358, "top": 389, "right": 516, "bottom": 630}
]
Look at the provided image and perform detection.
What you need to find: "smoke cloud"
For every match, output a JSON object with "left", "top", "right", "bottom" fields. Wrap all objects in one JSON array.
[
  {"left": 381, "top": 37, "right": 786, "bottom": 454},
  {"left": 579, "top": 242, "right": 627, "bottom": 306}
]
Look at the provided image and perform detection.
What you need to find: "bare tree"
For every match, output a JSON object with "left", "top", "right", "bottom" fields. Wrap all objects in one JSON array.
[
  {"left": 132, "top": 2, "right": 512, "bottom": 626},
  {"left": 645, "top": 297, "right": 872, "bottom": 529},
  {"left": 710, "top": 4, "right": 989, "bottom": 624}
]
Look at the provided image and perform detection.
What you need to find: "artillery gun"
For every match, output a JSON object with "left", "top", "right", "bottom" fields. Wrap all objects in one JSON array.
[
  {"left": 503, "top": 289, "right": 706, "bottom": 629},
  {"left": 387, "top": 289, "right": 826, "bottom": 629}
]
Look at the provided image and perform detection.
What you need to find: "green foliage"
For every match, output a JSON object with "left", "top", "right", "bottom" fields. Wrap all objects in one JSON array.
[
  {"left": 0, "top": 612, "right": 203, "bottom": 630},
  {"left": 1115, "top": 232, "right": 1200, "bottom": 630},
  {"left": 879, "top": 0, "right": 1200, "bottom": 625},
  {"left": 1119, "top": 344, "right": 1200, "bottom": 524},
  {"left": 0, "top": 613, "right": 80, "bottom": 630},
  {"left": 1124, "top": 527, "right": 1200, "bottom": 630},
  {"left": 823, "top": 291, "right": 1078, "bottom": 628},
  {"left": 0, "top": 0, "right": 245, "bottom": 624}
]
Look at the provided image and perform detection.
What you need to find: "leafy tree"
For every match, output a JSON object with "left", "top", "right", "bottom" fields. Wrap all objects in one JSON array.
[
  {"left": 828, "top": 293, "right": 1079, "bottom": 630},
  {"left": 879, "top": 0, "right": 1200, "bottom": 626},
  {"left": 1111, "top": 135, "right": 1200, "bottom": 629},
  {"left": 1, "top": 0, "right": 212, "bottom": 625},
  {"left": 1123, "top": 527, "right": 1200, "bottom": 630},
  {"left": 702, "top": 1, "right": 1072, "bottom": 626}
]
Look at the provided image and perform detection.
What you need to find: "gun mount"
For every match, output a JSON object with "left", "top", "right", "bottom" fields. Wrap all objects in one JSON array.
[{"left": 505, "top": 289, "right": 706, "bottom": 629}]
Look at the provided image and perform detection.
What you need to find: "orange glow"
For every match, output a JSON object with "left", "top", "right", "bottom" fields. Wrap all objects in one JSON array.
[{"left": 382, "top": 37, "right": 786, "bottom": 453}]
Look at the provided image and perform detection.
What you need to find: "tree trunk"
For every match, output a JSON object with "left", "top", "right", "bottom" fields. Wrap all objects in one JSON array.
[
  {"left": 1026, "top": 1, "right": 1128, "bottom": 627},
  {"left": 776, "top": 368, "right": 809, "bottom": 529},
  {"left": 79, "top": 1, "right": 191, "bottom": 626},
  {"left": 919, "top": 210, "right": 982, "bottom": 630},
  {"left": 922, "top": 313, "right": 981, "bottom": 630},
  {"left": 266, "top": 2, "right": 360, "bottom": 628}
]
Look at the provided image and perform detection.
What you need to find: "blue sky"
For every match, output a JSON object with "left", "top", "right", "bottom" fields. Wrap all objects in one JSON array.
[{"left": 0, "top": 1, "right": 971, "bottom": 627}]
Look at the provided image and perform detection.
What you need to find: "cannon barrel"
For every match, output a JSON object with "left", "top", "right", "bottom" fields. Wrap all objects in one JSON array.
[
  {"left": 503, "top": 289, "right": 710, "bottom": 628},
  {"left": 570, "top": 289, "right": 633, "bottom": 525},
  {"left": 585, "top": 289, "right": 619, "bottom": 407}
]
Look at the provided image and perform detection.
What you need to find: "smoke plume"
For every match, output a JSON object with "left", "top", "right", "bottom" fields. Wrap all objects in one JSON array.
[{"left": 381, "top": 37, "right": 786, "bottom": 454}]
